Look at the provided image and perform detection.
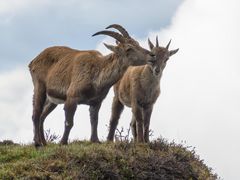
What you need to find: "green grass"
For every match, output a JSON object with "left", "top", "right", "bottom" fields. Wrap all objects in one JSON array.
[{"left": 0, "top": 139, "right": 218, "bottom": 179}]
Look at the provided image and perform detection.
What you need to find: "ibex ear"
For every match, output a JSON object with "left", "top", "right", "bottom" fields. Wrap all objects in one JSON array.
[
  {"left": 104, "top": 43, "right": 117, "bottom": 52},
  {"left": 115, "top": 40, "right": 120, "bottom": 45},
  {"left": 148, "top": 38, "right": 154, "bottom": 50},
  {"left": 124, "top": 43, "right": 134, "bottom": 52},
  {"left": 169, "top": 48, "right": 179, "bottom": 56}
]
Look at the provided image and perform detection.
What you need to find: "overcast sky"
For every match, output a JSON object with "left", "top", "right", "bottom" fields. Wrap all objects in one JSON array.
[
  {"left": 0, "top": 0, "right": 239, "bottom": 179},
  {"left": 0, "top": 0, "right": 182, "bottom": 70}
]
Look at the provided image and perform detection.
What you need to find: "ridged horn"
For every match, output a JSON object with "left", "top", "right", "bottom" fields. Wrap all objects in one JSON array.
[
  {"left": 106, "top": 24, "right": 131, "bottom": 39},
  {"left": 148, "top": 38, "right": 154, "bottom": 50},
  {"left": 166, "top": 39, "right": 172, "bottom": 49},
  {"left": 156, "top": 36, "right": 159, "bottom": 47},
  {"left": 92, "top": 30, "right": 125, "bottom": 43}
]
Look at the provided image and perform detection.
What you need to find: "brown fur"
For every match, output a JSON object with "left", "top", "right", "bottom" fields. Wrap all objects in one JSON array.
[
  {"left": 107, "top": 38, "right": 179, "bottom": 143},
  {"left": 29, "top": 29, "right": 153, "bottom": 147}
]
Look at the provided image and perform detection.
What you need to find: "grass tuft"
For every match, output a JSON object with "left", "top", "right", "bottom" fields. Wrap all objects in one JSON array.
[{"left": 0, "top": 139, "right": 218, "bottom": 179}]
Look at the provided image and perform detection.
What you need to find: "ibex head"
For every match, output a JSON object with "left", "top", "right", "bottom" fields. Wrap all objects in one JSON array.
[
  {"left": 92, "top": 24, "right": 153, "bottom": 66},
  {"left": 148, "top": 36, "right": 179, "bottom": 76}
]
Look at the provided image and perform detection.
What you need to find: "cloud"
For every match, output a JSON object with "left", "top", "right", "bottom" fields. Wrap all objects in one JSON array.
[
  {"left": 97, "top": 0, "right": 240, "bottom": 179},
  {"left": 0, "top": 0, "right": 239, "bottom": 179},
  {"left": 137, "top": 0, "right": 240, "bottom": 179},
  {"left": 0, "top": 67, "right": 32, "bottom": 142}
]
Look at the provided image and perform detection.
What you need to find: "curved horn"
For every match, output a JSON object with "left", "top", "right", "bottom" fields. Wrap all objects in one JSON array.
[
  {"left": 148, "top": 38, "right": 154, "bottom": 50},
  {"left": 106, "top": 24, "right": 131, "bottom": 39},
  {"left": 92, "top": 30, "right": 125, "bottom": 43},
  {"left": 166, "top": 39, "right": 172, "bottom": 49},
  {"left": 156, "top": 36, "right": 159, "bottom": 47}
]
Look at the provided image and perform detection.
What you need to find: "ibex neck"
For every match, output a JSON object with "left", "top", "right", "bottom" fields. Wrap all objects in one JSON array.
[
  {"left": 138, "top": 65, "right": 161, "bottom": 93},
  {"left": 95, "top": 53, "right": 129, "bottom": 88}
]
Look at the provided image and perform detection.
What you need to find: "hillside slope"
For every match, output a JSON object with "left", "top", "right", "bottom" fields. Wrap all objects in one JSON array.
[{"left": 0, "top": 139, "right": 218, "bottom": 179}]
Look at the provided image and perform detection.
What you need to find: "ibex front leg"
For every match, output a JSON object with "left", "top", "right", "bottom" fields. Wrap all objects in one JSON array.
[
  {"left": 60, "top": 97, "right": 77, "bottom": 145},
  {"left": 89, "top": 102, "right": 102, "bottom": 142},
  {"left": 132, "top": 105, "right": 144, "bottom": 143},
  {"left": 130, "top": 115, "right": 137, "bottom": 141},
  {"left": 143, "top": 106, "right": 153, "bottom": 143}
]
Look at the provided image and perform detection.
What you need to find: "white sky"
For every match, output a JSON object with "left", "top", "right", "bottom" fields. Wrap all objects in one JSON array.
[{"left": 0, "top": 0, "right": 240, "bottom": 179}]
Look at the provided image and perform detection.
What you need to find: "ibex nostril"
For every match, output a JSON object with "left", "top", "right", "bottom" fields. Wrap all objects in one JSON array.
[{"left": 150, "top": 53, "right": 155, "bottom": 57}]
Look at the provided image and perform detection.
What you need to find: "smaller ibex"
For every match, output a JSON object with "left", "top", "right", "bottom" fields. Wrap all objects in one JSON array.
[{"left": 107, "top": 37, "right": 179, "bottom": 143}]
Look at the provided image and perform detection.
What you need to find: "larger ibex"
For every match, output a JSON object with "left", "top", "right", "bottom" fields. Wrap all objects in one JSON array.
[
  {"left": 107, "top": 37, "right": 179, "bottom": 143},
  {"left": 29, "top": 24, "right": 154, "bottom": 147}
]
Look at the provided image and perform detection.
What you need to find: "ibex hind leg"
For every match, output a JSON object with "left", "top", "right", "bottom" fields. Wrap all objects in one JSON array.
[
  {"left": 32, "top": 82, "right": 46, "bottom": 147},
  {"left": 143, "top": 106, "right": 153, "bottom": 143},
  {"left": 39, "top": 99, "right": 57, "bottom": 146}
]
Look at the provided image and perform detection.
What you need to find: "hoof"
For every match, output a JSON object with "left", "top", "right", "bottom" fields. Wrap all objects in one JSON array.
[
  {"left": 59, "top": 140, "right": 68, "bottom": 145},
  {"left": 90, "top": 138, "right": 101, "bottom": 143},
  {"left": 34, "top": 142, "right": 43, "bottom": 149},
  {"left": 41, "top": 140, "right": 47, "bottom": 146},
  {"left": 107, "top": 136, "right": 114, "bottom": 142},
  {"left": 106, "top": 139, "right": 114, "bottom": 143}
]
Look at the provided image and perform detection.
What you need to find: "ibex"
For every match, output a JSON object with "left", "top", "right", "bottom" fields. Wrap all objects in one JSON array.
[
  {"left": 107, "top": 37, "right": 179, "bottom": 143},
  {"left": 28, "top": 24, "right": 154, "bottom": 147}
]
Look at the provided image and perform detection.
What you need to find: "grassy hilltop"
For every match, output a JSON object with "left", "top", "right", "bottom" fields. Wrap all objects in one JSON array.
[{"left": 0, "top": 139, "right": 218, "bottom": 180}]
